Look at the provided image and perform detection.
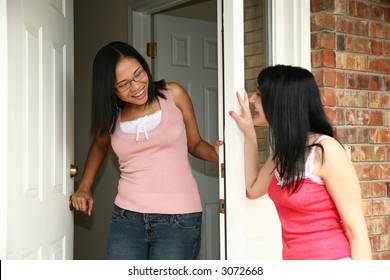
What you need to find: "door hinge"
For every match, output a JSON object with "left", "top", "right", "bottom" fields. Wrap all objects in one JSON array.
[
  {"left": 220, "top": 163, "right": 225, "bottom": 178},
  {"left": 219, "top": 199, "right": 225, "bottom": 214},
  {"left": 147, "top": 42, "right": 157, "bottom": 58}
]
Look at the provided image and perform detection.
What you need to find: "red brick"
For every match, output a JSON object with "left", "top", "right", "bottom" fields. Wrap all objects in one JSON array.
[
  {"left": 311, "top": 50, "right": 336, "bottom": 67},
  {"left": 368, "top": 5, "right": 385, "bottom": 20},
  {"left": 369, "top": 92, "right": 390, "bottom": 109},
  {"left": 366, "top": 217, "right": 388, "bottom": 235},
  {"left": 336, "top": 52, "right": 368, "bottom": 71},
  {"left": 312, "top": 69, "right": 336, "bottom": 86},
  {"left": 373, "top": 199, "right": 390, "bottom": 216},
  {"left": 311, "top": 32, "right": 336, "bottom": 49},
  {"left": 354, "top": 163, "right": 374, "bottom": 181},
  {"left": 346, "top": 109, "right": 383, "bottom": 125},
  {"left": 347, "top": 74, "right": 382, "bottom": 90},
  {"left": 351, "top": 145, "right": 385, "bottom": 162},
  {"left": 336, "top": 71, "right": 346, "bottom": 88},
  {"left": 310, "top": 0, "right": 336, "bottom": 12},
  {"left": 337, "top": 90, "right": 368, "bottom": 107},
  {"left": 362, "top": 199, "right": 372, "bottom": 216},
  {"left": 370, "top": 164, "right": 390, "bottom": 180},
  {"left": 361, "top": 182, "right": 372, "bottom": 198},
  {"left": 371, "top": 234, "right": 390, "bottom": 251},
  {"left": 345, "top": 36, "right": 371, "bottom": 54},
  {"left": 385, "top": 42, "right": 390, "bottom": 57},
  {"left": 368, "top": 58, "right": 390, "bottom": 74},
  {"left": 369, "top": 22, "right": 386, "bottom": 39},
  {"left": 335, "top": 16, "right": 369, "bottom": 35},
  {"left": 348, "top": 1, "right": 368, "bottom": 18},
  {"left": 334, "top": 0, "right": 346, "bottom": 14},
  {"left": 370, "top": 128, "right": 390, "bottom": 143},
  {"left": 334, "top": 127, "right": 370, "bottom": 143},
  {"left": 311, "top": 12, "right": 335, "bottom": 31},
  {"left": 386, "top": 75, "right": 390, "bottom": 91},
  {"left": 371, "top": 40, "right": 384, "bottom": 55},
  {"left": 320, "top": 88, "right": 337, "bottom": 106}
]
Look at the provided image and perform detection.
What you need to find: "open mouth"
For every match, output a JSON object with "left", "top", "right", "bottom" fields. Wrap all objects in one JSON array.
[{"left": 132, "top": 88, "right": 146, "bottom": 99}]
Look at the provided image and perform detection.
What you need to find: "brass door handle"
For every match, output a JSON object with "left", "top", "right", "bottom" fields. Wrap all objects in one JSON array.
[{"left": 70, "top": 164, "right": 78, "bottom": 178}]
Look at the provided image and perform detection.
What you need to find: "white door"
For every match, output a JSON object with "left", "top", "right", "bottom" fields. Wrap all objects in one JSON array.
[
  {"left": 3, "top": 0, "right": 74, "bottom": 259},
  {"left": 220, "top": 0, "right": 311, "bottom": 259},
  {"left": 153, "top": 14, "right": 220, "bottom": 260}
]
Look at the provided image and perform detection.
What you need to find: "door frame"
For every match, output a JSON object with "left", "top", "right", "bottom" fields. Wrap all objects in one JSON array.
[
  {"left": 127, "top": 0, "right": 310, "bottom": 259},
  {"left": 0, "top": 0, "right": 9, "bottom": 260}
]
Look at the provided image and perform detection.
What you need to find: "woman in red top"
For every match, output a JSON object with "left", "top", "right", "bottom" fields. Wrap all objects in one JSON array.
[{"left": 229, "top": 65, "right": 371, "bottom": 260}]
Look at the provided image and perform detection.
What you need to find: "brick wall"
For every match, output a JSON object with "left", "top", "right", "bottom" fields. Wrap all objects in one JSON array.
[
  {"left": 244, "top": 0, "right": 269, "bottom": 163},
  {"left": 311, "top": 0, "right": 390, "bottom": 259}
]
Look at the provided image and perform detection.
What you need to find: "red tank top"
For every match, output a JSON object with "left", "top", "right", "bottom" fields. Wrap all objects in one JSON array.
[{"left": 268, "top": 136, "right": 351, "bottom": 259}]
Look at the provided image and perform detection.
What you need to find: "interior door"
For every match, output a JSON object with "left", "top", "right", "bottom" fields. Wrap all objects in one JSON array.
[
  {"left": 4, "top": 0, "right": 74, "bottom": 259},
  {"left": 153, "top": 14, "right": 220, "bottom": 260}
]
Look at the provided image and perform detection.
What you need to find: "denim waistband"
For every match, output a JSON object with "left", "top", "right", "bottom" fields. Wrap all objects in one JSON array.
[{"left": 113, "top": 204, "right": 202, "bottom": 222}]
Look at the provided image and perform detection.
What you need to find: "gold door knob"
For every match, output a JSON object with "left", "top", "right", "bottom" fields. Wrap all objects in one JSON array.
[{"left": 69, "top": 164, "right": 78, "bottom": 178}]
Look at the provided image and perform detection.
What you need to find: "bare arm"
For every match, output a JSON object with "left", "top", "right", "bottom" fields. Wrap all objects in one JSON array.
[
  {"left": 169, "top": 82, "right": 222, "bottom": 162},
  {"left": 320, "top": 138, "right": 372, "bottom": 259},
  {"left": 70, "top": 132, "right": 111, "bottom": 216},
  {"left": 229, "top": 91, "right": 274, "bottom": 198}
]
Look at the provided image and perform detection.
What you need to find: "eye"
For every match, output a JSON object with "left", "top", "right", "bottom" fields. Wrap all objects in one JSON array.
[
  {"left": 134, "top": 69, "right": 143, "bottom": 80},
  {"left": 116, "top": 81, "right": 129, "bottom": 91}
]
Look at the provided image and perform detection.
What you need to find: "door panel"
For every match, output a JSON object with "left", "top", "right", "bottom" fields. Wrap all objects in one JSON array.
[{"left": 6, "top": 0, "right": 74, "bottom": 259}]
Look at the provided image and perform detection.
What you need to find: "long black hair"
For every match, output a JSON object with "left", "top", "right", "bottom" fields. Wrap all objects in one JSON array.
[
  {"left": 91, "top": 41, "right": 166, "bottom": 135},
  {"left": 258, "top": 65, "right": 334, "bottom": 193}
]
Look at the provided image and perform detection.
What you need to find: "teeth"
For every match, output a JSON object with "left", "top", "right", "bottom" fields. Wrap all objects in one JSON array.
[{"left": 134, "top": 90, "right": 143, "bottom": 98}]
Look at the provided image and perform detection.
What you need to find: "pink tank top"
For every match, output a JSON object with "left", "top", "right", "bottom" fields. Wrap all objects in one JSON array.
[
  {"left": 110, "top": 89, "right": 202, "bottom": 214},
  {"left": 268, "top": 135, "right": 351, "bottom": 259}
]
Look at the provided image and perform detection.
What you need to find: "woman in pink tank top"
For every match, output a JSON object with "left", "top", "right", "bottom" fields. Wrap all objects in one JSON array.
[
  {"left": 229, "top": 65, "right": 371, "bottom": 260},
  {"left": 69, "top": 41, "right": 222, "bottom": 260}
]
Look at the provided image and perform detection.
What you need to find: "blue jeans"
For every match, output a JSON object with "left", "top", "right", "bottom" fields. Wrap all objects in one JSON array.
[{"left": 106, "top": 204, "right": 202, "bottom": 260}]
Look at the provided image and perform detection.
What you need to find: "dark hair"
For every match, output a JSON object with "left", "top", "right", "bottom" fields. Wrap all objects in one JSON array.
[
  {"left": 91, "top": 41, "right": 166, "bottom": 135},
  {"left": 258, "top": 65, "right": 334, "bottom": 193}
]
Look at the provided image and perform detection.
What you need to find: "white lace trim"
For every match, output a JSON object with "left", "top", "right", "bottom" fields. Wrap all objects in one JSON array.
[{"left": 120, "top": 110, "right": 162, "bottom": 141}]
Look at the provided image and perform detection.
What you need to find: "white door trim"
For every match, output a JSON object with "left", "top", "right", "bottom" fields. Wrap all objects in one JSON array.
[
  {"left": 271, "top": 0, "right": 311, "bottom": 69},
  {"left": 0, "top": 0, "right": 9, "bottom": 260}
]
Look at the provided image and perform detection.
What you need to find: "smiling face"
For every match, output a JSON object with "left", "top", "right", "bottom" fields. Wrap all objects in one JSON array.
[
  {"left": 114, "top": 57, "right": 149, "bottom": 106},
  {"left": 249, "top": 89, "right": 268, "bottom": 126}
]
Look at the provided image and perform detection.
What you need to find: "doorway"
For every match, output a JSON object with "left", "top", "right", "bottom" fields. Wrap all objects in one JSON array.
[{"left": 74, "top": 0, "right": 220, "bottom": 260}]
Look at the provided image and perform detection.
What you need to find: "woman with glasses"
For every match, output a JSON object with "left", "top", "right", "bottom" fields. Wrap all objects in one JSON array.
[
  {"left": 229, "top": 65, "right": 371, "bottom": 260},
  {"left": 70, "top": 41, "right": 222, "bottom": 260}
]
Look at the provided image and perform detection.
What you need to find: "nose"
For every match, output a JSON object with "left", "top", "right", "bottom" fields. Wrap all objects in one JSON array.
[
  {"left": 129, "top": 79, "right": 142, "bottom": 91},
  {"left": 249, "top": 93, "right": 257, "bottom": 103}
]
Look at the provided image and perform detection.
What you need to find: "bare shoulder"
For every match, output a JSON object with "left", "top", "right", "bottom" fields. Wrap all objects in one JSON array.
[
  {"left": 318, "top": 137, "right": 351, "bottom": 174},
  {"left": 166, "top": 82, "right": 186, "bottom": 96},
  {"left": 166, "top": 82, "right": 190, "bottom": 107},
  {"left": 320, "top": 137, "right": 346, "bottom": 157}
]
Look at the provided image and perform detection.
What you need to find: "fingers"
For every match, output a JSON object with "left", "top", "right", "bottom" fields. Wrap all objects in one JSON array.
[
  {"left": 86, "top": 200, "right": 94, "bottom": 216},
  {"left": 229, "top": 110, "right": 240, "bottom": 121},
  {"left": 70, "top": 193, "right": 93, "bottom": 216}
]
